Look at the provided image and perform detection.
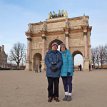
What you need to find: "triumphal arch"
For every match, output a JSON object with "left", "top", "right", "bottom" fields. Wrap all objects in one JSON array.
[{"left": 25, "top": 11, "right": 92, "bottom": 71}]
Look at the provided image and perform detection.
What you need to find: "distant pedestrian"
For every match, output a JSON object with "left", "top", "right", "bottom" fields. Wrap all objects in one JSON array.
[
  {"left": 39, "top": 62, "right": 42, "bottom": 72},
  {"left": 79, "top": 64, "right": 82, "bottom": 71},
  {"left": 89, "top": 64, "right": 91, "bottom": 71}
]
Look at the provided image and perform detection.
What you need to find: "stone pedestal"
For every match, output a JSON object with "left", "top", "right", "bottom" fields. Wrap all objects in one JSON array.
[
  {"left": 83, "top": 58, "right": 89, "bottom": 71},
  {"left": 41, "top": 60, "right": 45, "bottom": 71},
  {"left": 26, "top": 61, "right": 32, "bottom": 71}
]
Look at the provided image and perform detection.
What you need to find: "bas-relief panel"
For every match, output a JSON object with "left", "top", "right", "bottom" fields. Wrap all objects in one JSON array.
[
  {"left": 69, "top": 32, "right": 83, "bottom": 39},
  {"left": 58, "top": 36, "right": 65, "bottom": 43},
  {"left": 47, "top": 22, "right": 65, "bottom": 30},
  {"left": 32, "top": 42, "right": 43, "bottom": 49},
  {"left": 33, "top": 24, "right": 42, "bottom": 33},
  {"left": 69, "top": 38, "right": 84, "bottom": 46},
  {"left": 69, "top": 20, "right": 82, "bottom": 27},
  {"left": 32, "top": 37, "right": 42, "bottom": 41},
  {"left": 47, "top": 27, "right": 63, "bottom": 32}
]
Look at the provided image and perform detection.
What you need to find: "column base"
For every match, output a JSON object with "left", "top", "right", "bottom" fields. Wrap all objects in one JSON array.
[
  {"left": 41, "top": 60, "right": 46, "bottom": 72},
  {"left": 83, "top": 59, "right": 89, "bottom": 71},
  {"left": 25, "top": 61, "right": 32, "bottom": 71}
]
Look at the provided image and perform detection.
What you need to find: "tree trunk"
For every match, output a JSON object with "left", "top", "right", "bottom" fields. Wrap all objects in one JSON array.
[{"left": 17, "top": 62, "right": 20, "bottom": 70}]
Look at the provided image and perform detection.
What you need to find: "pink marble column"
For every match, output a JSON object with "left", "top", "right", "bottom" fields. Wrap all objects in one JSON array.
[
  {"left": 83, "top": 29, "right": 89, "bottom": 71},
  {"left": 84, "top": 32, "right": 88, "bottom": 58},
  {"left": 42, "top": 34, "right": 46, "bottom": 60},
  {"left": 64, "top": 19, "right": 70, "bottom": 49},
  {"left": 41, "top": 33, "right": 46, "bottom": 71},
  {"left": 26, "top": 36, "right": 32, "bottom": 71},
  {"left": 65, "top": 33, "right": 69, "bottom": 49},
  {"left": 64, "top": 28, "right": 70, "bottom": 49}
]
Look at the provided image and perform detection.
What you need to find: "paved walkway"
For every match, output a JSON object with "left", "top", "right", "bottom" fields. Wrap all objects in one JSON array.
[{"left": 0, "top": 70, "right": 107, "bottom": 107}]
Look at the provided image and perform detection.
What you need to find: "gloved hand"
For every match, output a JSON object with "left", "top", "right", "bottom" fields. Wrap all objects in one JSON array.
[
  {"left": 67, "top": 72, "right": 71, "bottom": 76},
  {"left": 51, "top": 65, "right": 58, "bottom": 72}
]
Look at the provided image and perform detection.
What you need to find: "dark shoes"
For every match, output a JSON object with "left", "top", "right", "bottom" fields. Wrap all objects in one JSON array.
[
  {"left": 54, "top": 97, "right": 60, "bottom": 102},
  {"left": 63, "top": 95, "right": 72, "bottom": 101},
  {"left": 48, "top": 97, "right": 53, "bottom": 102},
  {"left": 48, "top": 97, "right": 60, "bottom": 102},
  {"left": 48, "top": 96, "right": 72, "bottom": 102}
]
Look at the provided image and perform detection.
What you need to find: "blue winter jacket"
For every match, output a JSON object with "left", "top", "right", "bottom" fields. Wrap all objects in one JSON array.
[
  {"left": 60, "top": 50, "right": 74, "bottom": 77},
  {"left": 45, "top": 50, "right": 63, "bottom": 77}
]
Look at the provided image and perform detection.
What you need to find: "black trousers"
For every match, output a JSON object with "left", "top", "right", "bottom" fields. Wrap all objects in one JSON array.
[
  {"left": 47, "top": 77, "right": 59, "bottom": 98},
  {"left": 62, "top": 76, "right": 72, "bottom": 93}
]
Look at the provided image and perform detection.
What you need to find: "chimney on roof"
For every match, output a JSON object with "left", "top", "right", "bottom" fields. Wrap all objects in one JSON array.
[{"left": 1, "top": 45, "right": 4, "bottom": 52}]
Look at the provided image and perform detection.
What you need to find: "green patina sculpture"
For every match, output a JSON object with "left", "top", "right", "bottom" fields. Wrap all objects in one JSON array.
[{"left": 48, "top": 10, "right": 68, "bottom": 19}]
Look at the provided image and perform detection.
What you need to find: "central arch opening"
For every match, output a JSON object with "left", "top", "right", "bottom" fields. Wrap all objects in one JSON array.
[
  {"left": 49, "top": 39, "right": 63, "bottom": 50},
  {"left": 73, "top": 50, "right": 83, "bottom": 71}
]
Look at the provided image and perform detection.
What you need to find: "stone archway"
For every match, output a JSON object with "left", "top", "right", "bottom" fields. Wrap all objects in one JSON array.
[
  {"left": 25, "top": 14, "right": 92, "bottom": 71},
  {"left": 72, "top": 50, "right": 83, "bottom": 57},
  {"left": 33, "top": 53, "right": 42, "bottom": 72},
  {"left": 72, "top": 50, "right": 83, "bottom": 71},
  {"left": 48, "top": 39, "right": 63, "bottom": 50}
]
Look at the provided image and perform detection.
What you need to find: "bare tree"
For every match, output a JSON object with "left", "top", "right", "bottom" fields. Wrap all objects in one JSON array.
[
  {"left": 91, "top": 45, "right": 107, "bottom": 69},
  {"left": 91, "top": 48, "right": 96, "bottom": 68},
  {"left": 98, "top": 45, "right": 106, "bottom": 68},
  {"left": 104, "top": 44, "right": 107, "bottom": 64},
  {"left": 95, "top": 47, "right": 100, "bottom": 68},
  {"left": 9, "top": 42, "right": 26, "bottom": 69},
  {"left": 91, "top": 47, "right": 99, "bottom": 68}
]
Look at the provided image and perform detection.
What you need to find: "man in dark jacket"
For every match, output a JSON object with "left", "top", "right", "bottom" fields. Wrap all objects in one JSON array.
[{"left": 45, "top": 42, "right": 63, "bottom": 102}]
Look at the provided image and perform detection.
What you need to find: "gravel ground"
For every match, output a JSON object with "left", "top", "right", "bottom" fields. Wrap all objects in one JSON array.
[{"left": 0, "top": 69, "right": 107, "bottom": 107}]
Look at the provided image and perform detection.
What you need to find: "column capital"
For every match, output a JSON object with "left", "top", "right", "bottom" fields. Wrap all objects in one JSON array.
[
  {"left": 27, "top": 36, "right": 32, "bottom": 41},
  {"left": 41, "top": 30, "right": 47, "bottom": 33},
  {"left": 41, "top": 30, "right": 47, "bottom": 40},
  {"left": 42, "top": 35, "right": 46, "bottom": 39},
  {"left": 82, "top": 26, "right": 88, "bottom": 36},
  {"left": 65, "top": 33, "right": 69, "bottom": 37},
  {"left": 63, "top": 27, "right": 70, "bottom": 33},
  {"left": 63, "top": 27, "right": 70, "bottom": 37},
  {"left": 25, "top": 31, "right": 33, "bottom": 36},
  {"left": 83, "top": 32, "right": 87, "bottom": 35},
  {"left": 82, "top": 26, "right": 88, "bottom": 34}
]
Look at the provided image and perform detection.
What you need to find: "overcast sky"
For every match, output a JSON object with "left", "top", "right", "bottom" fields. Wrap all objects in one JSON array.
[{"left": 0, "top": 0, "right": 107, "bottom": 56}]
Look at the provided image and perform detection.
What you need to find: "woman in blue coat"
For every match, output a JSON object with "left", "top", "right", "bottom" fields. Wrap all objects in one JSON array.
[{"left": 60, "top": 43, "right": 74, "bottom": 101}]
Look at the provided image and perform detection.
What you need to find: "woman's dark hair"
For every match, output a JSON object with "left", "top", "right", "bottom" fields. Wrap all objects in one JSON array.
[{"left": 60, "top": 43, "right": 67, "bottom": 51}]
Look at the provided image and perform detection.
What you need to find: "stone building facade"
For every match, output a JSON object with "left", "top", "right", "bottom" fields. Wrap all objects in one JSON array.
[
  {"left": 25, "top": 15, "right": 92, "bottom": 71},
  {"left": 0, "top": 45, "right": 7, "bottom": 68}
]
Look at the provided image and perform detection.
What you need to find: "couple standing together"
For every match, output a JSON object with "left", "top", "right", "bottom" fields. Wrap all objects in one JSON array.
[{"left": 45, "top": 42, "right": 74, "bottom": 102}]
